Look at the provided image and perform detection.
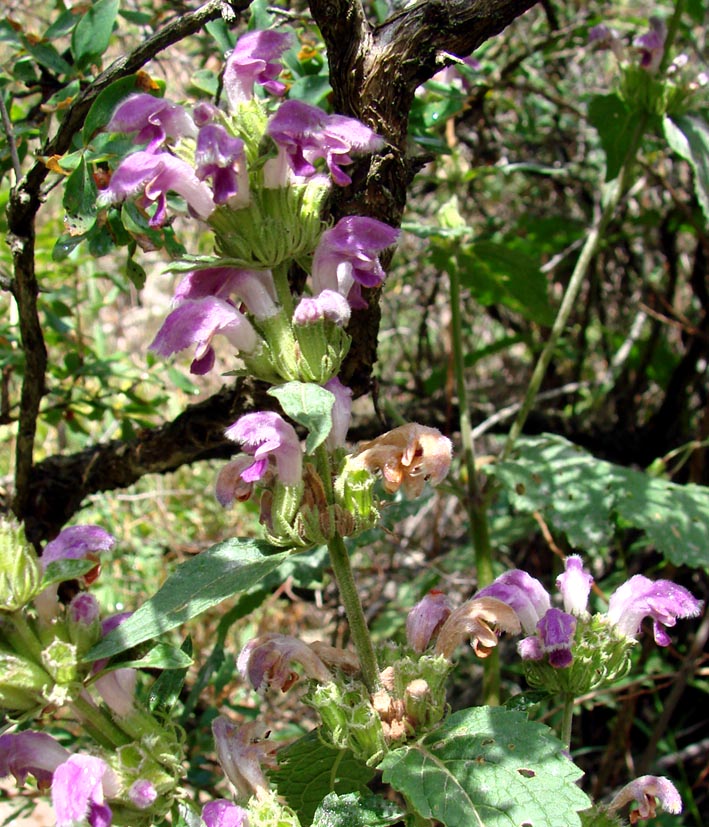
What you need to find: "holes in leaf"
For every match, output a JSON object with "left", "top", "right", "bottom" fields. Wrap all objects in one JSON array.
[
  {"left": 515, "top": 482, "right": 526, "bottom": 495},
  {"left": 481, "top": 738, "right": 495, "bottom": 746},
  {"left": 517, "top": 768, "right": 535, "bottom": 778}
]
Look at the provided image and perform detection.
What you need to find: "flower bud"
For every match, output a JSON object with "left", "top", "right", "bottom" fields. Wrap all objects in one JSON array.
[{"left": 0, "top": 519, "right": 42, "bottom": 612}]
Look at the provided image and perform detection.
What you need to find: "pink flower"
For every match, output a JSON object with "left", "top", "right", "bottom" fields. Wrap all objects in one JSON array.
[
  {"left": 212, "top": 718, "right": 277, "bottom": 801},
  {"left": 223, "top": 29, "right": 291, "bottom": 107},
  {"left": 51, "top": 754, "right": 118, "bottom": 827},
  {"left": 406, "top": 590, "right": 452, "bottom": 653},
  {"left": 237, "top": 632, "right": 332, "bottom": 692},
  {"left": 106, "top": 93, "right": 197, "bottom": 151},
  {"left": 475, "top": 569, "right": 552, "bottom": 635},
  {"left": 173, "top": 267, "right": 279, "bottom": 320},
  {"left": 195, "top": 124, "right": 248, "bottom": 205},
  {"left": 556, "top": 555, "right": 594, "bottom": 616},
  {"left": 224, "top": 411, "right": 302, "bottom": 486},
  {"left": 609, "top": 775, "right": 682, "bottom": 823}
]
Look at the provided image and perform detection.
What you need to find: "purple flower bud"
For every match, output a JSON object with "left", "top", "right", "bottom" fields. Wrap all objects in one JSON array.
[
  {"left": 128, "top": 779, "right": 158, "bottom": 809},
  {"left": 97, "top": 150, "right": 215, "bottom": 225},
  {"left": 609, "top": 775, "right": 682, "bottom": 821},
  {"left": 633, "top": 17, "right": 666, "bottom": 73},
  {"left": 0, "top": 731, "right": 70, "bottom": 789},
  {"left": 174, "top": 268, "right": 279, "bottom": 320},
  {"left": 535, "top": 608, "right": 577, "bottom": 668},
  {"left": 324, "top": 377, "right": 353, "bottom": 450},
  {"left": 68, "top": 592, "right": 101, "bottom": 626},
  {"left": 106, "top": 93, "right": 197, "bottom": 151},
  {"left": 42, "top": 525, "right": 115, "bottom": 569},
  {"left": 224, "top": 29, "right": 291, "bottom": 107},
  {"left": 556, "top": 555, "right": 594, "bottom": 616},
  {"left": 517, "top": 635, "right": 544, "bottom": 661},
  {"left": 202, "top": 799, "right": 250, "bottom": 827},
  {"left": 406, "top": 590, "right": 452, "bottom": 653},
  {"left": 193, "top": 101, "right": 219, "bottom": 127},
  {"left": 224, "top": 411, "right": 302, "bottom": 487},
  {"left": 195, "top": 124, "right": 248, "bottom": 205},
  {"left": 607, "top": 574, "right": 703, "bottom": 646},
  {"left": 267, "top": 100, "right": 384, "bottom": 186},
  {"left": 293, "top": 290, "right": 351, "bottom": 326},
  {"left": 237, "top": 632, "right": 332, "bottom": 692},
  {"left": 149, "top": 296, "right": 259, "bottom": 375},
  {"left": 212, "top": 718, "right": 277, "bottom": 801},
  {"left": 51, "top": 754, "right": 118, "bottom": 827},
  {"left": 475, "top": 569, "right": 552, "bottom": 635}
]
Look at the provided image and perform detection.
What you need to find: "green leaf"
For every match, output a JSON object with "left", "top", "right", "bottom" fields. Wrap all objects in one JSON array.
[
  {"left": 494, "top": 434, "right": 709, "bottom": 566},
  {"left": 71, "top": 0, "right": 120, "bottom": 69},
  {"left": 101, "top": 642, "right": 193, "bottom": 672},
  {"left": 86, "top": 539, "right": 291, "bottom": 661},
  {"left": 664, "top": 114, "right": 709, "bottom": 223},
  {"left": 268, "top": 382, "right": 335, "bottom": 453},
  {"left": 21, "top": 37, "right": 74, "bottom": 76},
  {"left": 148, "top": 637, "right": 193, "bottom": 714},
  {"left": 63, "top": 156, "right": 98, "bottom": 218},
  {"left": 40, "top": 557, "right": 98, "bottom": 590},
  {"left": 588, "top": 94, "right": 633, "bottom": 181},
  {"left": 312, "top": 792, "right": 404, "bottom": 827},
  {"left": 273, "top": 731, "right": 375, "bottom": 826},
  {"left": 380, "top": 707, "right": 590, "bottom": 827}
]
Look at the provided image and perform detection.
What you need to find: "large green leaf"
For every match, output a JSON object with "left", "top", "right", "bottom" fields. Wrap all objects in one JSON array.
[
  {"left": 380, "top": 707, "right": 590, "bottom": 827},
  {"left": 269, "top": 382, "right": 335, "bottom": 453},
  {"left": 494, "top": 434, "right": 709, "bottom": 567},
  {"left": 273, "top": 731, "right": 375, "bottom": 826},
  {"left": 86, "top": 539, "right": 291, "bottom": 661},
  {"left": 71, "top": 0, "right": 120, "bottom": 70},
  {"left": 588, "top": 93, "right": 633, "bottom": 181},
  {"left": 664, "top": 114, "right": 709, "bottom": 223},
  {"left": 311, "top": 792, "right": 404, "bottom": 827}
]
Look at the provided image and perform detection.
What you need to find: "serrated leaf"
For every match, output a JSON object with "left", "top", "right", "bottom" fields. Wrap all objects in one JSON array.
[
  {"left": 269, "top": 382, "right": 335, "bottom": 453},
  {"left": 493, "top": 434, "right": 709, "bottom": 566},
  {"left": 664, "top": 114, "right": 709, "bottom": 222},
  {"left": 273, "top": 731, "right": 375, "bottom": 826},
  {"left": 71, "top": 0, "right": 120, "bottom": 69},
  {"left": 380, "top": 707, "right": 590, "bottom": 827},
  {"left": 312, "top": 792, "right": 404, "bottom": 827},
  {"left": 588, "top": 94, "right": 633, "bottom": 181},
  {"left": 86, "top": 539, "right": 291, "bottom": 661}
]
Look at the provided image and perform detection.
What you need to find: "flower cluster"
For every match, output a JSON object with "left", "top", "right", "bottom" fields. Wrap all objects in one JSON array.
[{"left": 0, "top": 522, "right": 184, "bottom": 827}]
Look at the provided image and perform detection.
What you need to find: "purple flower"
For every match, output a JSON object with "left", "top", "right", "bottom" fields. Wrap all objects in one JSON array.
[
  {"left": 224, "top": 411, "right": 302, "bottom": 486},
  {"left": 607, "top": 574, "right": 703, "bottom": 646},
  {"left": 0, "top": 731, "right": 70, "bottom": 790},
  {"left": 267, "top": 100, "right": 384, "bottom": 186},
  {"left": 406, "top": 590, "right": 452, "bottom": 653},
  {"left": 98, "top": 150, "right": 215, "bottom": 225},
  {"left": 311, "top": 216, "right": 399, "bottom": 309},
  {"left": 106, "top": 93, "right": 197, "bottom": 151},
  {"left": 556, "top": 555, "right": 594, "bottom": 616},
  {"left": 215, "top": 455, "right": 263, "bottom": 507},
  {"left": 293, "top": 290, "right": 351, "bottom": 326},
  {"left": 237, "top": 632, "right": 332, "bottom": 692},
  {"left": 149, "top": 296, "right": 259, "bottom": 374},
  {"left": 609, "top": 775, "right": 682, "bottom": 822},
  {"left": 202, "top": 800, "right": 250, "bottom": 827},
  {"left": 68, "top": 592, "right": 101, "bottom": 627},
  {"left": 195, "top": 125, "right": 248, "bottom": 205},
  {"left": 475, "top": 569, "right": 552, "bottom": 635},
  {"left": 52, "top": 754, "right": 118, "bottom": 827},
  {"left": 212, "top": 718, "right": 277, "bottom": 801},
  {"left": 324, "top": 377, "right": 353, "bottom": 450},
  {"left": 42, "top": 525, "right": 115, "bottom": 570},
  {"left": 224, "top": 29, "right": 291, "bottom": 107},
  {"left": 530, "top": 608, "right": 577, "bottom": 668},
  {"left": 634, "top": 17, "right": 666, "bottom": 73},
  {"left": 173, "top": 268, "right": 279, "bottom": 320}
]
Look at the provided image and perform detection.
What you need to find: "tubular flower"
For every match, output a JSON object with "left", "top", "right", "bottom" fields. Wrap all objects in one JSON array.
[
  {"left": 606, "top": 574, "right": 703, "bottom": 646},
  {"left": 475, "top": 569, "right": 552, "bottom": 635},
  {"left": 97, "top": 150, "right": 215, "bottom": 225},
  {"left": 324, "top": 377, "right": 353, "bottom": 450},
  {"left": 293, "top": 290, "right": 351, "bottom": 327},
  {"left": 201, "top": 800, "right": 250, "bottom": 827},
  {"left": 195, "top": 124, "right": 248, "bottom": 205},
  {"left": 0, "top": 731, "right": 70, "bottom": 790},
  {"left": 149, "top": 296, "right": 259, "bottom": 375},
  {"left": 434, "top": 596, "right": 521, "bottom": 659},
  {"left": 215, "top": 455, "right": 264, "bottom": 507},
  {"left": 173, "top": 267, "right": 279, "bottom": 320},
  {"left": 105, "top": 93, "right": 197, "bottom": 151},
  {"left": 633, "top": 17, "right": 666, "bottom": 72},
  {"left": 608, "top": 775, "right": 682, "bottom": 823},
  {"left": 212, "top": 718, "right": 277, "bottom": 802},
  {"left": 223, "top": 29, "right": 291, "bottom": 107},
  {"left": 406, "top": 590, "right": 453, "bottom": 653},
  {"left": 518, "top": 608, "right": 577, "bottom": 669},
  {"left": 52, "top": 754, "right": 119, "bottom": 827},
  {"left": 556, "top": 554, "right": 594, "bottom": 616},
  {"left": 41, "top": 525, "right": 115, "bottom": 570},
  {"left": 311, "top": 215, "right": 399, "bottom": 308},
  {"left": 224, "top": 411, "right": 303, "bottom": 487},
  {"left": 237, "top": 632, "right": 333, "bottom": 692},
  {"left": 350, "top": 423, "right": 452, "bottom": 498},
  {"left": 267, "top": 99, "right": 384, "bottom": 186}
]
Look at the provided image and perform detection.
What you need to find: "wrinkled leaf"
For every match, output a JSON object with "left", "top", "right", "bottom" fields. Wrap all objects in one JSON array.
[
  {"left": 380, "top": 706, "right": 590, "bottom": 827},
  {"left": 268, "top": 381, "right": 335, "bottom": 453},
  {"left": 664, "top": 114, "right": 709, "bottom": 222},
  {"left": 86, "top": 539, "right": 291, "bottom": 661},
  {"left": 312, "top": 792, "right": 404, "bottom": 827}
]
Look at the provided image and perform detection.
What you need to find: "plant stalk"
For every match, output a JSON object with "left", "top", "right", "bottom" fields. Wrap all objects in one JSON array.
[{"left": 560, "top": 692, "right": 575, "bottom": 749}]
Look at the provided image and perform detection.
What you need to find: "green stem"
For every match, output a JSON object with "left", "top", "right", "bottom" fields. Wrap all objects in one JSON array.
[
  {"left": 448, "top": 253, "right": 498, "bottom": 703},
  {"left": 560, "top": 692, "right": 575, "bottom": 749},
  {"left": 71, "top": 692, "right": 133, "bottom": 749},
  {"left": 327, "top": 533, "right": 380, "bottom": 693}
]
